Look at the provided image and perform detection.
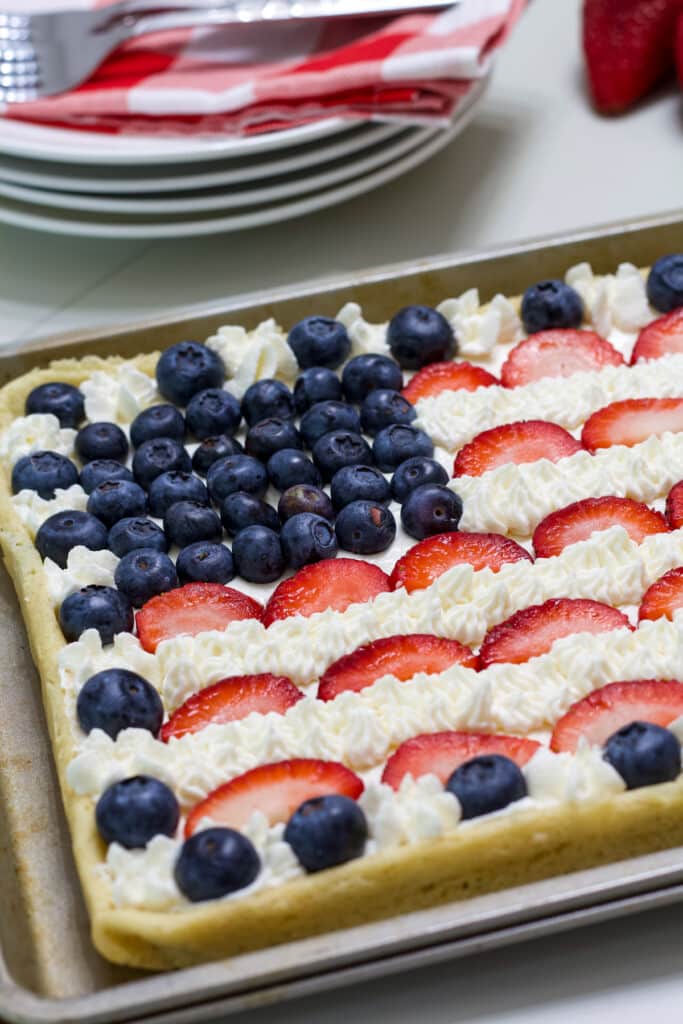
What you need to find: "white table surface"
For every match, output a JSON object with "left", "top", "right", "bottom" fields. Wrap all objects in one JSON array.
[{"left": 1, "top": 0, "right": 682, "bottom": 1020}]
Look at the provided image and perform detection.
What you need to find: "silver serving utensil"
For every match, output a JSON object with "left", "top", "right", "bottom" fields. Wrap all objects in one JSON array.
[{"left": 0, "top": 0, "right": 455, "bottom": 103}]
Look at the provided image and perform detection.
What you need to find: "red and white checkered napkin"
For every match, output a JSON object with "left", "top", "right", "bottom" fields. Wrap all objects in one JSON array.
[{"left": 3, "top": 0, "right": 525, "bottom": 136}]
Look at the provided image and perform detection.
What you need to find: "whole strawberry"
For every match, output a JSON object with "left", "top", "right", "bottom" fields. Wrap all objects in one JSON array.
[{"left": 583, "top": 0, "right": 683, "bottom": 113}]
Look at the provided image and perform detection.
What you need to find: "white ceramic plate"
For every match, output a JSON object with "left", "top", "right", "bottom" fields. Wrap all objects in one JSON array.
[
  {"left": 0, "top": 115, "right": 358, "bottom": 165},
  {"left": 0, "top": 125, "right": 437, "bottom": 214},
  {"left": 0, "top": 122, "right": 405, "bottom": 195},
  {"left": 0, "top": 114, "right": 466, "bottom": 238}
]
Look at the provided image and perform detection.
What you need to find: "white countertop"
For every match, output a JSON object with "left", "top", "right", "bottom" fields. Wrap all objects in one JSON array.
[{"left": 1, "top": 0, "right": 682, "bottom": 1020}]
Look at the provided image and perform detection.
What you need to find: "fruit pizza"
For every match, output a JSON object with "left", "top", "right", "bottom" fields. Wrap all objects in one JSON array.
[{"left": 2, "top": 253, "right": 683, "bottom": 969}]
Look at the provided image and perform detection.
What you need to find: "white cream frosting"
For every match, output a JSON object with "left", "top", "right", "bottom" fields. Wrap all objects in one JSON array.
[
  {"left": 205, "top": 319, "right": 299, "bottom": 400},
  {"left": 336, "top": 302, "right": 391, "bottom": 356},
  {"left": 12, "top": 482, "right": 88, "bottom": 537},
  {"left": 66, "top": 614, "right": 683, "bottom": 811},
  {"left": 565, "top": 262, "right": 652, "bottom": 357},
  {"left": 0, "top": 413, "right": 76, "bottom": 466},
  {"left": 522, "top": 743, "right": 625, "bottom": 802},
  {"left": 44, "top": 546, "right": 119, "bottom": 606},
  {"left": 56, "top": 525, "right": 683, "bottom": 717},
  {"left": 81, "top": 363, "right": 159, "bottom": 425},
  {"left": 416, "top": 353, "right": 683, "bottom": 452},
  {"left": 456, "top": 432, "right": 683, "bottom": 538},
  {"left": 437, "top": 289, "right": 522, "bottom": 360}
]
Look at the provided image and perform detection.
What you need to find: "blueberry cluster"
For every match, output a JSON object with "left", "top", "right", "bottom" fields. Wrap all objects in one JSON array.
[{"left": 19, "top": 309, "right": 464, "bottom": 643}]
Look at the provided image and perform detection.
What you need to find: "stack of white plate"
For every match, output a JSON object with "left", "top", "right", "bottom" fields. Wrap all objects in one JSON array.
[{"left": 0, "top": 76, "right": 488, "bottom": 238}]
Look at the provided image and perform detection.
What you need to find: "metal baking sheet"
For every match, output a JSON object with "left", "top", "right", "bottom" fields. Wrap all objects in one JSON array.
[{"left": 2, "top": 209, "right": 683, "bottom": 1024}]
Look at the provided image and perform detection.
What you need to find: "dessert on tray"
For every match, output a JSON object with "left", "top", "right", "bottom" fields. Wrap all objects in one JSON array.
[{"left": 1, "top": 252, "right": 683, "bottom": 970}]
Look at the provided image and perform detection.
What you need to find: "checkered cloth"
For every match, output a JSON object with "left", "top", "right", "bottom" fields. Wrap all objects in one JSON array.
[{"left": 2, "top": 0, "right": 525, "bottom": 136}]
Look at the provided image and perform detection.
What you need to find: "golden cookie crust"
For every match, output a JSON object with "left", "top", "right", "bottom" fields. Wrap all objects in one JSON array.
[{"left": 4, "top": 343, "right": 683, "bottom": 972}]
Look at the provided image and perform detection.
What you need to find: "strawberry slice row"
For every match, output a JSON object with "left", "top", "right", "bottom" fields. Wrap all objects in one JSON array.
[
  {"left": 401, "top": 360, "right": 499, "bottom": 403},
  {"left": 500, "top": 328, "right": 623, "bottom": 388},
  {"left": 532, "top": 496, "right": 669, "bottom": 558}
]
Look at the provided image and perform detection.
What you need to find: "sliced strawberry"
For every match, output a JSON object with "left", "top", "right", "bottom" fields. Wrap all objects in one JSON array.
[
  {"left": 532, "top": 496, "right": 669, "bottom": 558},
  {"left": 389, "top": 531, "right": 532, "bottom": 593},
  {"left": 381, "top": 731, "right": 541, "bottom": 790},
  {"left": 136, "top": 583, "right": 264, "bottom": 653},
  {"left": 184, "top": 758, "right": 363, "bottom": 836},
  {"left": 160, "top": 674, "right": 303, "bottom": 742},
  {"left": 317, "top": 634, "right": 477, "bottom": 701},
  {"left": 631, "top": 308, "right": 683, "bottom": 364},
  {"left": 551, "top": 679, "right": 683, "bottom": 753},
  {"left": 500, "top": 329, "right": 623, "bottom": 388},
  {"left": 583, "top": 0, "right": 681, "bottom": 115},
  {"left": 453, "top": 421, "right": 583, "bottom": 478},
  {"left": 581, "top": 397, "right": 683, "bottom": 452},
  {"left": 479, "top": 598, "right": 632, "bottom": 669},
  {"left": 666, "top": 479, "right": 683, "bottom": 528},
  {"left": 401, "top": 361, "right": 499, "bottom": 404},
  {"left": 263, "top": 558, "right": 390, "bottom": 626},
  {"left": 639, "top": 567, "right": 683, "bottom": 622}
]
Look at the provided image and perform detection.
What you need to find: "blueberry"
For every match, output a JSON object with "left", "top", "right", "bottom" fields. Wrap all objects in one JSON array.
[
  {"left": 96, "top": 776, "right": 179, "bottom": 849},
  {"left": 86, "top": 479, "right": 148, "bottom": 529},
  {"left": 186, "top": 388, "right": 241, "bottom": 440},
  {"left": 232, "top": 525, "right": 284, "bottom": 583},
  {"left": 130, "top": 404, "right": 185, "bottom": 447},
  {"left": 281, "top": 513, "right": 338, "bottom": 569},
  {"left": 401, "top": 484, "right": 463, "bottom": 540},
  {"left": 241, "top": 379, "right": 294, "bottom": 426},
  {"left": 220, "top": 492, "right": 280, "bottom": 537},
  {"left": 114, "top": 548, "right": 178, "bottom": 608},
  {"left": 174, "top": 827, "right": 260, "bottom": 902},
  {"left": 25, "top": 382, "right": 84, "bottom": 428},
  {"left": 12, "top": 450, "right": 79, "bottom": 499},
  {"left": 59, "top": 585, "right": 133, "bottom": 644},
  {"left": 206, "top": 454, "right": 268, "bottom": 505},
  {"left": 387, "top": 306, "right": 455, "bottom": 369},
  {"left": 294, "top": 366, "right": 343, "bottom": 413},
  {"left": 446, "top": 754, "right": 527, "bottom": 820},
  {"left": 521, "top": 280, "right": 583, "bottom": 333},
  {"left": 390, "top": 456, "right": 449, "bottom": 503},
  {"left": 191, "top": 434, "right": 244, "bottom": 477},
  {"left": 603, "top": 721, "right": 681, "bottom": 789},
  {"left": 360, "top": 389, "right": 416, "bottom": 435},
  {"left": 330, "top": 464, "right": 390, "bottom": 510},
  {"left": 76, "top": 421, "right": 129, "bottom": 464},
  {"left": 278, "top": 484, "right": 334, "bottom": 523},
  {"left": 342, "top": 353, "right": 403, "bottom": 403},
  {"left": 176, "top": 542, "right": 234, "bottom": 585},
  {"left": 372, "top": 423, "right": 433, "bottom": 472},
  {"left": 108, "top": 517, "right": 168, "bottom": 557},
  {"left": 80, "top": 459, "right": 134, "bottom": 495},
  {"left": 334, "top": 499, "right": 396, "bottom": 554},
  {"left": 284, "top": 795, "right": 367, "bottom": 873},
  {"left": 647, "top": 254, "right": 683, "bottom": 313},
  {"left": 312, "top": 430, "right": 373, "bottom": 481},
  {"left": 132, "top": 438, "right": 192, "bottom": 490},
  {"left": 164, "top": 499, "right": 222, "bottom": 548},
  {"left": 156, "top": 341, "right": 225, "bottom": 406},
  {"left": 288, "top": 316, "right": 351, "bottom": 369},
  {"left": 148, "top": 471, "right": 208, "bottom": 518},
  {"left": 245, "top": 417, "right": 303, "bottom": 462},
  {"left": 300, "top": 401, "right": 361, "bottom": 449},
  {"left": 76, "top": 667, "right": 163, "bottom": 739},
  {"left": 36, "top": 510, "right": 108, "bottom": 568},
  {"left": 267, "top": 448, "right": 321, "bottom": 491}
]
